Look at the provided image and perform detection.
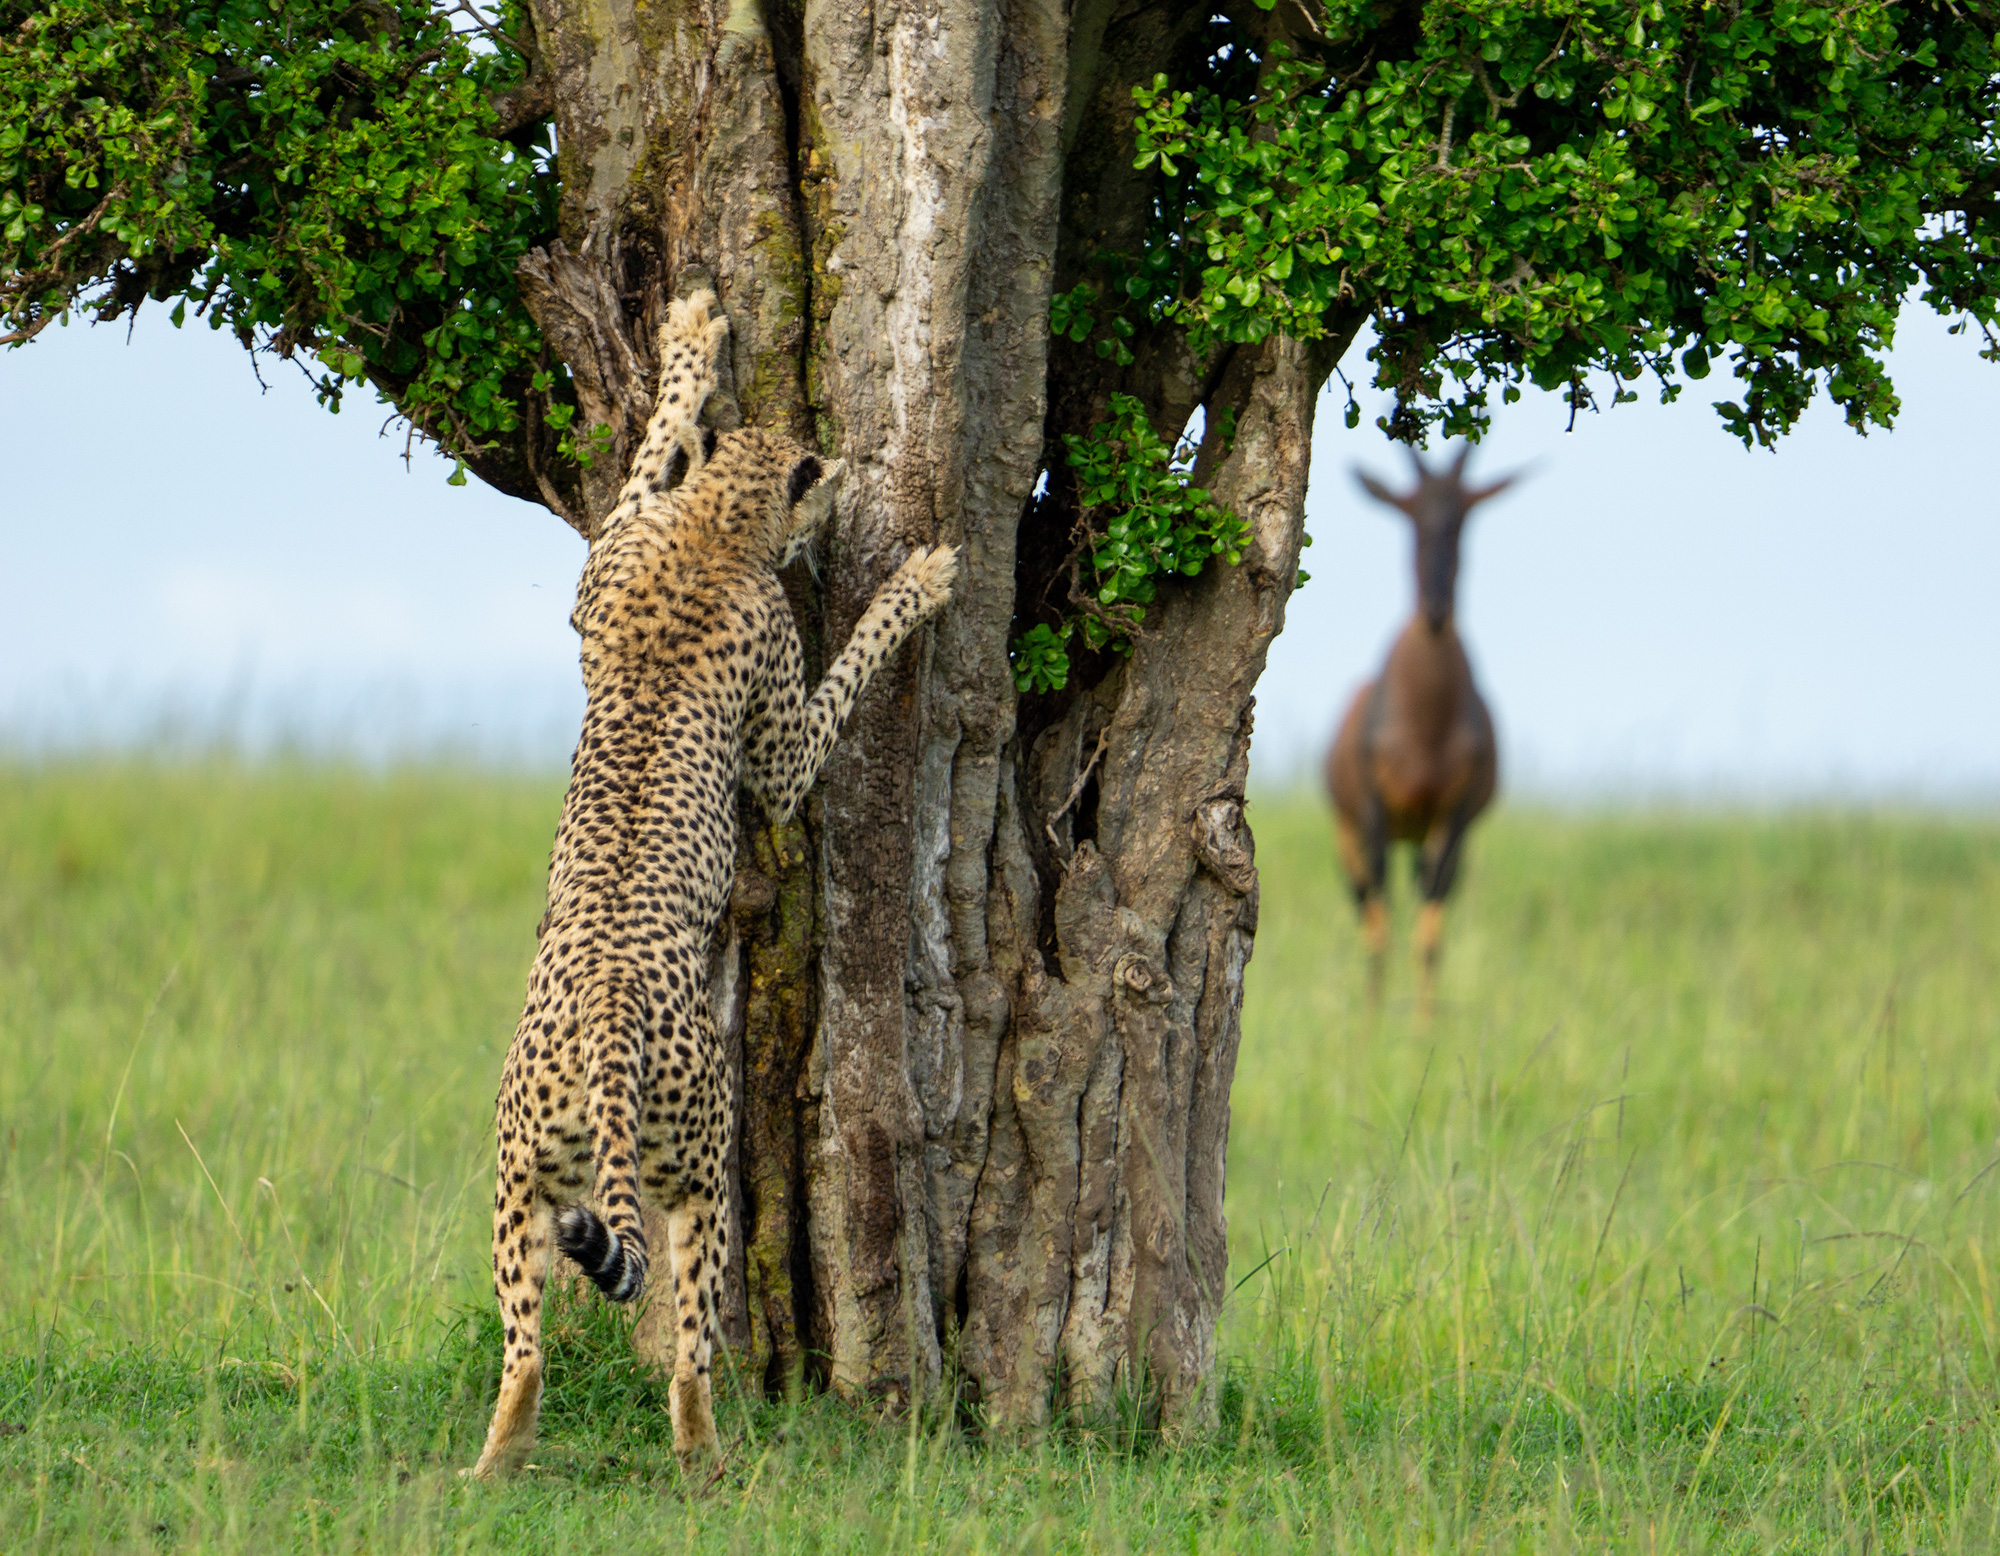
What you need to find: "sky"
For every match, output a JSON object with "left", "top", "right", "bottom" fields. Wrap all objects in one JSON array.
[{"left": 2, "top": 302, "right": 1996, "bottom": 797}]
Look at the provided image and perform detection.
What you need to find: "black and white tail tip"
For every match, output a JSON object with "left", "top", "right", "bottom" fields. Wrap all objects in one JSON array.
[{"left": 555, "top": 1204, "right": 647, "bottom": 1303}]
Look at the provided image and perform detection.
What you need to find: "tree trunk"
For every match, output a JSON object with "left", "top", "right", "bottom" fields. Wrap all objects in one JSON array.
[{"left": 514, "top": 0, "right": 1343, "bottom": 1430}]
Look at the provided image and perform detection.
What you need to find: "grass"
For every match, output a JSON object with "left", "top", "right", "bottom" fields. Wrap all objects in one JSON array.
[{"left": 3, "top": 760, "right": 2000, "bottom": 1551}]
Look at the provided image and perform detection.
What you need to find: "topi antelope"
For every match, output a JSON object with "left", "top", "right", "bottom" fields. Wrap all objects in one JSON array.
[{"left": 1325, "top": 445, "right": 1515, "bottom": 1011}]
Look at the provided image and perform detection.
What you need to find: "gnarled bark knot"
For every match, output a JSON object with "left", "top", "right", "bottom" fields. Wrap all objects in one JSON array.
[
  {"left": 1115, "top": 949, "right": 1171, "bottom": 1001},
  {"left": 1191, "top": 797, "right": 1258, "bottom": 897}
]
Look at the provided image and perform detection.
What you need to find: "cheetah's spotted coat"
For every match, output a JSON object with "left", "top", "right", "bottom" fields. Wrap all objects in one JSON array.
[{"left": 469, "top": 292, "right": 957, "bottom": 1478}]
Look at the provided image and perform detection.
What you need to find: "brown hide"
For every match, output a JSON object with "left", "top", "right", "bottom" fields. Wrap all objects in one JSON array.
[
  {"left": 1325, "top": 449, "right": 1508, "bottom": 1000},
  {"left": 1326, "top": 620, "right": 1497, "bottom": 851}
]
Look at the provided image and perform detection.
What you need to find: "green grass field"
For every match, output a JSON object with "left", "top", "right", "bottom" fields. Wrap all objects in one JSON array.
[{"left": 4, "top": 762, "right": 1999, "bottom": 1552}]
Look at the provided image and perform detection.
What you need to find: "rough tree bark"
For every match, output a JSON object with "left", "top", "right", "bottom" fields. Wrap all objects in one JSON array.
[{"left": 512, "top": 0, "right": 1349, "bottom": 1429}]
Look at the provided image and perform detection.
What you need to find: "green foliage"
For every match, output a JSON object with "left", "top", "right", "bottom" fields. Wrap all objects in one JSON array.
[
  {"left": 1010, "top": 393, "right": 1248, "bottom": 695},
  {"left": 0, "top": 0, "right": 555, "bottom": 464},
  {"left": 1130, "top": 0, "right": 2000, "bottom": 445},
  {"left": 1050, "top": 280, "right": 1137, "bottom": 364},
  {"left": 1009, "top": 621, "right": 1073, "bottom": 694},
  {"left": 1069, "top": 395, "right": 1249, "bottom": 605}
]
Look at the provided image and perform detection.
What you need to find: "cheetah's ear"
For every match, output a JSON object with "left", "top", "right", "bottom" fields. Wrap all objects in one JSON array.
[
  {"left": 783, "top": 456, "right": 846, "bottom": 560},
  {"left": 786, "top": 455, "right": 823, "bottom": 508},
  {"left": 788, "top": 456, "right": 845, "bottom": 520}
]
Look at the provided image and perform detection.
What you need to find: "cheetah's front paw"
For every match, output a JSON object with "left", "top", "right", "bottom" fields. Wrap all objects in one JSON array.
[
  {"left": 658, "top": 289, "right": 731, "bottom": 384},
  {"left": 893, "top": 544, "right": 960, "bottom": 620}
]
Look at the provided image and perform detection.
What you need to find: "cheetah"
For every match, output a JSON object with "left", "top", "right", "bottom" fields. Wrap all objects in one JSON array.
[{"left": 468, "top": 290, "right": 958, "bottom": 1479}]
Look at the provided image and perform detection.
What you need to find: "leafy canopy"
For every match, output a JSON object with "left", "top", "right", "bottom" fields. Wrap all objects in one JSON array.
[
  {"left": 0, "top": 0, "right": 551, "bottom": 472},
  {"left": 1124, "top": 0, "right": 2000, "bottom": 446},
  {"left": 1019, "top": 0, "right": 1998, "bottom": 690}
]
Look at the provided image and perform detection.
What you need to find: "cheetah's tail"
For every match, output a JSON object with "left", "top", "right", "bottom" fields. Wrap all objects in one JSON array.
[{"left": 555, "top": 1203, "right": 648, "bottom": 1303}]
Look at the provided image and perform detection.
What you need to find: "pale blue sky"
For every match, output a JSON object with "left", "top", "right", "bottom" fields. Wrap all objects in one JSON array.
[{"left": 2, "top": 303, "right": 1995, "bottom": 796}]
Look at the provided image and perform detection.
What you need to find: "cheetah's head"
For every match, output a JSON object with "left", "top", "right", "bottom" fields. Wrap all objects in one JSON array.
[{"left": 778, "top": 455, "right": 846, "bottom": 568}]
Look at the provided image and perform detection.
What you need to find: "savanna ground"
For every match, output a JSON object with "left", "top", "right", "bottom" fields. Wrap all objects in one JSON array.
[{"left": 2, "top": 762, "right": 1998, "bottom": 1553}]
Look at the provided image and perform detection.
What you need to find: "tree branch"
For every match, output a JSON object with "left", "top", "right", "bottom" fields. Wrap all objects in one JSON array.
[
  {"left": 489, "top": 72, "right": 555, "bottom": 138},
  {"left": 514, "top": 236, "right": 653, "bottom": 533}
]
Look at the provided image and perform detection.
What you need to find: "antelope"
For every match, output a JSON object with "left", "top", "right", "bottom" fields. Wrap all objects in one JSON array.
[{"left": 1325, "top": 446, "right": 1513, "bottom": 1011}]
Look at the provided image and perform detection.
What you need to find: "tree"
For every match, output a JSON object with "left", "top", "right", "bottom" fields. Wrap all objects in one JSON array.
[{"left": 7, "top": 0, "right": 1995, "bottom": 1431}]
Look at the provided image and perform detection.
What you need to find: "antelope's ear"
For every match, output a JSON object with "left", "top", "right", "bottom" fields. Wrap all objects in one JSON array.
[
  {"left": 1355, "top": 467, "right": 1412, "bottom": 515},
  {"left": 1464, "top": 467, "right": 1525, "bottom": 509}
]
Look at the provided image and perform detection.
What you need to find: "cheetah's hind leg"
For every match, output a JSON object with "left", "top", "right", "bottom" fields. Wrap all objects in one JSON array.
[
  {"left": 467, "top": 1152, "right": 556, "bottom": 1480},
  {"left": 664, "top": 1189, "right": 727, "bottom": 1466}
]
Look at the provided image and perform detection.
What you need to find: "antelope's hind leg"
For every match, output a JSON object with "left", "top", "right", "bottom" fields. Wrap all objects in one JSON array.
[
  {"left": 1413, "top": 804, "right": 1473, "bottom": 1017},
  {"left": 469, "top": 1145, "right": 556, "bottom": 1479},
  {"left": 1336, "top": 804, "right": 1390, "bottom": 1005}
]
